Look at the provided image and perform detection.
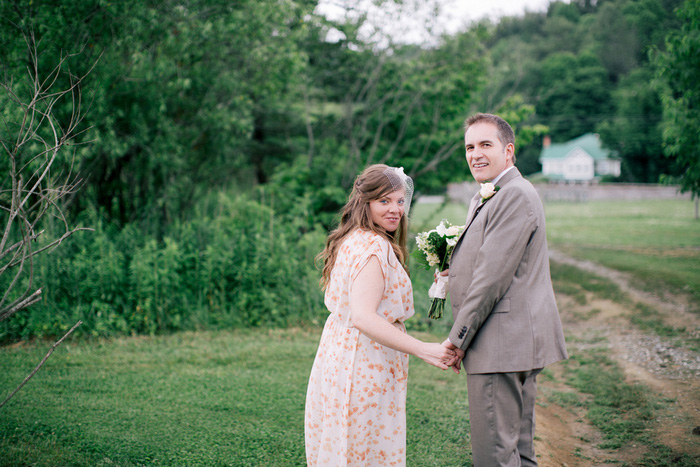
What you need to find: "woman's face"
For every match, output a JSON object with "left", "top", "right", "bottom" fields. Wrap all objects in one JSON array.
[{"left": 369, "top": 190, "right": 405, "bottom": 233}]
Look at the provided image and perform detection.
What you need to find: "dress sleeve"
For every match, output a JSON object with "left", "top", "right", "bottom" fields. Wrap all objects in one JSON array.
[{"left": 349, "top": 236, "right": 390, "bottom": 284}]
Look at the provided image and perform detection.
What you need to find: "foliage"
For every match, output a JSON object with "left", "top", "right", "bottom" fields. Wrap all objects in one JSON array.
[
  {"left": 653, "top": 0, "right": 700, "bottom": 200},
  {"left": 480, "top": 0, "right": 683, "bottom": 179},
  {"left": 1, "top": 0, "right": 314, "bottom": 231},
  {"left": 0, "top": 192, "right": 327, "bottom": 341},
  {"left": 596, "top": 66, "right": 672, "bottom": 182},
  {"left": 0, "top": 29, "right": 93, "bottom": 324},
  {"left": 535, "top": 51, "right": 614, "bottom": 141}
]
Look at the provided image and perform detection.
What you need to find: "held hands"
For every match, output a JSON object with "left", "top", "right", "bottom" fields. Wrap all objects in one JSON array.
[
  {"left": 442, "top": 339, "right": 465, "bottom": 374},
  {"left": 418, "top": 342, "right": 458, "bottom": 370}
]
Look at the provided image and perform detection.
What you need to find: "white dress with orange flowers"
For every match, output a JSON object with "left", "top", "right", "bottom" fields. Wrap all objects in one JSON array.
[{"left": 305, "top": 229, "right": 415, "bottom": 467}]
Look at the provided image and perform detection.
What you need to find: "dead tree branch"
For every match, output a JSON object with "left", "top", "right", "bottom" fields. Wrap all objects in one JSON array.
[
  {"left": 0, "top": 320, "right": 83, "bottom": 409},
  {"left": 1, "top": 28, "right": 97, "bottom": 408}
]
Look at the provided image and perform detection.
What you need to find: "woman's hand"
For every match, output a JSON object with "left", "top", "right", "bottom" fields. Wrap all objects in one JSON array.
[{"left": 434, "top": 268, "right": 450, "bottom": 281}]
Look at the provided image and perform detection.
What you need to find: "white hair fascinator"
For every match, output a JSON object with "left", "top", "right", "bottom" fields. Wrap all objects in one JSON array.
[{"left": 383, "top": 166, "right": 414, "bottom": 215}]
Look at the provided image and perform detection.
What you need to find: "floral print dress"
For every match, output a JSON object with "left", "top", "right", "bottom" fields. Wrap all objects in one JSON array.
[{"left": 305, "top": 229, "right": 415, "bottom": 467}]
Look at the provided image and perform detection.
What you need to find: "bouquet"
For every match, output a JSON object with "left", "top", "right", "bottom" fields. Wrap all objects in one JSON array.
[{"left": 412, "top": 219, "right": 465, "bottom": 319}]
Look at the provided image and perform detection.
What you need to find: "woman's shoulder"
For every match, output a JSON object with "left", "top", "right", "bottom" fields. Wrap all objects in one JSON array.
[
  {"left": 338, "top": 229, "right": 390, "bottom": 260},
  {"left": 345, "top": 228, "right": 389, "bottom": 248}
]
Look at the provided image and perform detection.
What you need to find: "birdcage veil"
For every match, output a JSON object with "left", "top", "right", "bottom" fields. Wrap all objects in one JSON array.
[{"left": 383, "top": 166, "right": 414, "bottom": 216}]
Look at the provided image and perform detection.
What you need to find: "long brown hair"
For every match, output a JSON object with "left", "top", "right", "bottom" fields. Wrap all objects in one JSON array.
[{"left": 317, "top": 164, "right": 409, "bottom": 290}]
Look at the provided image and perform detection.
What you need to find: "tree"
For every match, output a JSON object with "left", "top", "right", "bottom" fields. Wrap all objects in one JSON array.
[
  {"left": 596, "top": 66, "right": 668, "bottom": 182},
  {"left": 534, "top": 51, "right": 613, "bottom": 141},
  {"left": 295, "top": 5, "right": 489, "bottom": 199},
  {"left": 1, "top": 0, "right": 315, "bottom": 232},
  {"left": 1, "top": 30, "right": 95, "bottom": 407},
  {"left": 654, "top": 0, "right": 700, "bottom": 218}
]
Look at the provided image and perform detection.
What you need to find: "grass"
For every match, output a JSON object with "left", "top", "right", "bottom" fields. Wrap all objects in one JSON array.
[
  {"left": 542, "top": 258, "right": 699, "bottom": 466},
  {"left": 550, "top": 342, "right": 698, "bottom": 466},
  {"left": 412, "top": 196, "right": 700, "bottom": 464},
  {"left": 0, "top": 328, "right": 470, "bottom": 467},
  {"left": 561, "top": 348, "right": 656, "bottom": 449},
  {"left": 543, "top": 199, "right": 700, "bottom": 310}
]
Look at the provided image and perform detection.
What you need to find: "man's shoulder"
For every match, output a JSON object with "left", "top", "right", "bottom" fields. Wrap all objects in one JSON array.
[
  {"left": 499, "top": 172, "right": 536, "bottom": 196},
  {"left": 496, "top": 173, "right": 544, "bottom": 215}
]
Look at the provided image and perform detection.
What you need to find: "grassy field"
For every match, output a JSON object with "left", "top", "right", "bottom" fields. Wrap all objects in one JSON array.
[
  {"left": 2, "top": 197, "right": 698, "bottom": 466},
  {"left": 0, "top": 329, "right": 470, "bottom": 466},
  {"left": 412, "top": 197, "right": 700, "bottom": 310}
]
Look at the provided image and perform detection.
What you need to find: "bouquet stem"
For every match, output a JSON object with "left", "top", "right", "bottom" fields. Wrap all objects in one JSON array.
[{"left": 428, "top": 297, "right": 445, "bottom": 320}]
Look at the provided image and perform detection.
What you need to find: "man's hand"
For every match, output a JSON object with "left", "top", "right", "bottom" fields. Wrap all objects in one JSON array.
[
  {"left": 442, "top": 338, "right": 465, "bottom": 374},
  {"left": 434, "top": 268, "right": 450, "bottom": 282}
]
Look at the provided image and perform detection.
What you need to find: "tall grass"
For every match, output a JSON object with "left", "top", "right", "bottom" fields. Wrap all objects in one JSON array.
[{"left": 0, "top": 192, "right": 328, "bottom": 342}]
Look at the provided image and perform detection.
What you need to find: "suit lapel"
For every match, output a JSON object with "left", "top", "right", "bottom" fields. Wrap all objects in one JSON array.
[
  {"left": 457, "top": 168, "right": 524, "bottom": 245},
  {"left": 466, "top": 192, "right": 482, "bottom": 224}
]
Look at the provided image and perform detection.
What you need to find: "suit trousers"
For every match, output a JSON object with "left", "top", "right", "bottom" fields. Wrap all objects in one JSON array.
[{"left": 466, "top": 369, "right": 542, "bottom": 467}]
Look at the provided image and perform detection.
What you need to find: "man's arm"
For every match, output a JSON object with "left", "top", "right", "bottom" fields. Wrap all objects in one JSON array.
[{"left": 448, "top": 187, "right": 537, "bottom": 350}]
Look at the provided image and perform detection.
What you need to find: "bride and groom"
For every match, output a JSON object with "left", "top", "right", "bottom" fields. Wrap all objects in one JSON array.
[{"left": 305, "top": 113, "right": 567, "bottom": 466}]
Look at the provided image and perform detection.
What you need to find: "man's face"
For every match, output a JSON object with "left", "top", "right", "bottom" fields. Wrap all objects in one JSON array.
[{"left": 464, "top": 121, "right": 514, "bottom": 183}]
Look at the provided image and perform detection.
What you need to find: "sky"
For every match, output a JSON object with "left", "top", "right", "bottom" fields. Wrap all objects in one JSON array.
[
  {"left": 315, "top": 0, "right": 560, "bottom": 46},
  {"left": 441, "top": 0, "right": 556, "bottom": 31}
]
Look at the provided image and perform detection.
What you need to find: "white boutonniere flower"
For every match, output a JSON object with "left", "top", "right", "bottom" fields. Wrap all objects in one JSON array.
[{"left": 479, "top": 182, "right": 500, "bottom": 203}]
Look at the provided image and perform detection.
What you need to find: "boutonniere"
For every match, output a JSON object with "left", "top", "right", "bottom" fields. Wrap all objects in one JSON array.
[{"left": 479, "top": 182, "right": 500, "bottom": 203}]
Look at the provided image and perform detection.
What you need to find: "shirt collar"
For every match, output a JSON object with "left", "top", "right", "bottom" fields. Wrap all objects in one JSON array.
[{"left": 490, "top": 166, "right": 515, "bottom": 186}]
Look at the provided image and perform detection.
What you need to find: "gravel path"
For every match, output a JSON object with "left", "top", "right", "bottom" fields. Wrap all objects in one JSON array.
[{"left": 549, "top": 249, "right": 700, "bottom": 380}]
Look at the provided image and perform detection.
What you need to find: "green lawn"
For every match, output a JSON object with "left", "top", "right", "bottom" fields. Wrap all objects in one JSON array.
[
  {"left": 0, "top": 329, "right": 470, "bottom": 466},
  {"left": 412, "top": 197, "right": 700, "bottom": 310},
  {"left": 544, "top": 199, "right": 700, "bottom": 307}
]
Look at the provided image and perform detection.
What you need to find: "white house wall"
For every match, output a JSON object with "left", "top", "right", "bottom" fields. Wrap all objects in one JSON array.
[{"left": 563, "top": 149, "right": 595, "bottom": 181}]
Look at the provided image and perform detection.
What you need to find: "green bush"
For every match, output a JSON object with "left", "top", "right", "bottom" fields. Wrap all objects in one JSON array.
[{"left": 0, "top": 193, "right": 327, "bottom": 342}]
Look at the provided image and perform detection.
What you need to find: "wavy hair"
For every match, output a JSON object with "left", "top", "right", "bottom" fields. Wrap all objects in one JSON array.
[{"left": 317, "top": 164, "right": 409, "bottom": 290}]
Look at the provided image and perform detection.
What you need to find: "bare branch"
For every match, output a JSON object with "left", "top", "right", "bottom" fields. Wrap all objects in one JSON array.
[
  {"left": 3, "top": 226, "right": 93, "bottom": 271},
  {"left": 0, "top": 320, "right": 82, "bottom": 409},
  {"left": 0, "top": 288, "right": 42, "bottom": 322}
]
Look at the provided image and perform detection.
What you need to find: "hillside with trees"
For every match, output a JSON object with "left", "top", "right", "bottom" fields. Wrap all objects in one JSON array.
[{"left": 0, "top": 0, "right": 695, "bottom": 340}]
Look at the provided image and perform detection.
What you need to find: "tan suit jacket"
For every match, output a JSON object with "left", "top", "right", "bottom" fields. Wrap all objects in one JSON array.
[{"left": 448, "top": 168, "right": 567, "bottom": 374}]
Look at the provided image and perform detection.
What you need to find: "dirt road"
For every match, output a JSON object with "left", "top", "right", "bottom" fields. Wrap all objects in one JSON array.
[{"left": 534, "top": 251, "right": 700, "bottom": 466}]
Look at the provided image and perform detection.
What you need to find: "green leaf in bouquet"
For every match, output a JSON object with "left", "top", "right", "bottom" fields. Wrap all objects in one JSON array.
[{"left": 410, "top": 247, "right": 431, "bottom": 269}]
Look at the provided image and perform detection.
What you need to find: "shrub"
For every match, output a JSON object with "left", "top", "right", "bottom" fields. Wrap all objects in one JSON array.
[{"left": 0, "top": 193, "right": 326, "bottom": 342}]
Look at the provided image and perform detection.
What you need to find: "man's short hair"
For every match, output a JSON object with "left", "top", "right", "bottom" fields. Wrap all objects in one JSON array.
[{"left": 464, "top": 113, "right": 515, "bottom": 148}]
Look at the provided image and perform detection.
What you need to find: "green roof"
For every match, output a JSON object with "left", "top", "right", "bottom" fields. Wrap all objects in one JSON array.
[{"left": 540, "top": 133, "right": 618, "bottom": 160}]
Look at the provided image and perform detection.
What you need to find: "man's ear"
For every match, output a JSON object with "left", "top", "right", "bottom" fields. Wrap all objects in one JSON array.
[{"left": 506, "top": 143, "right": 515, "bottom": 162}]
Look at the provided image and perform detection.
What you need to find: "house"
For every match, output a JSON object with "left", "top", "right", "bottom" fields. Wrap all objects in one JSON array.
[{"left": 539, "top": 133, "right": 621, "bottom": 182}]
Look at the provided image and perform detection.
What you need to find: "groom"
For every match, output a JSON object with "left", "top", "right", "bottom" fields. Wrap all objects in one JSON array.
[{"left": 442, "top": 113, "right": 567, "bottom": 466}]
